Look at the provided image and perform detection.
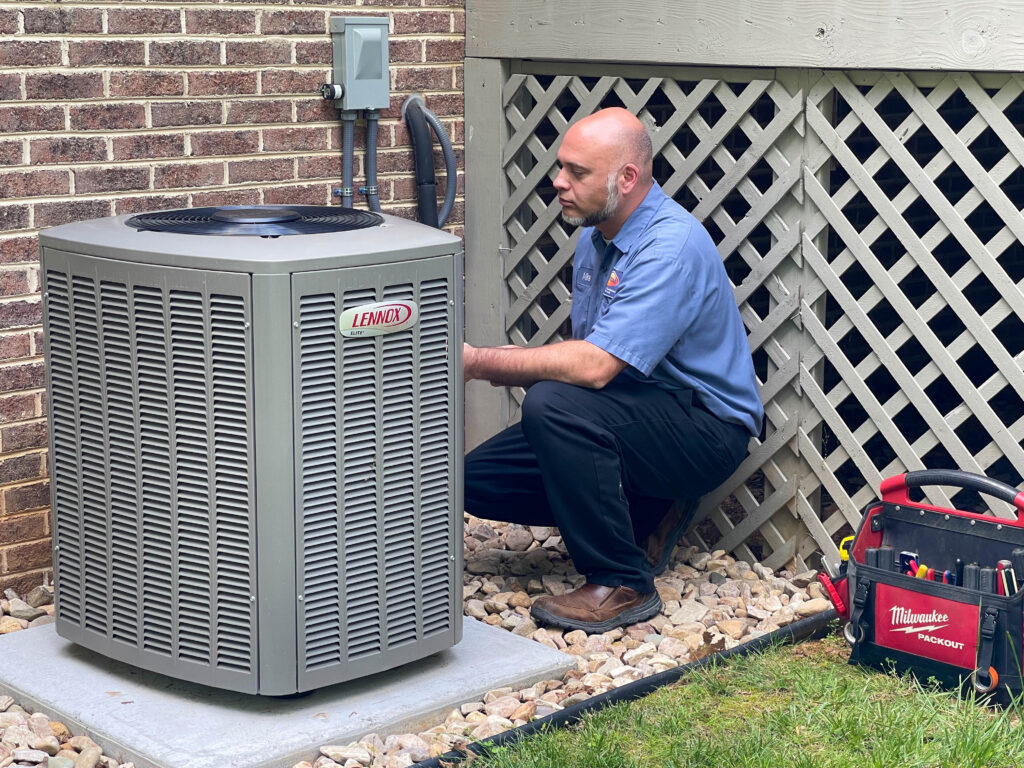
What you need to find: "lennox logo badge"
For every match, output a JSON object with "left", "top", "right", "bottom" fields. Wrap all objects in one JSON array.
[
  {"left": 888, "top": 605, "right": 963, "bottom": 650},
  {"left": 339, "top": 300, "right": 418, "bottom": 338}
]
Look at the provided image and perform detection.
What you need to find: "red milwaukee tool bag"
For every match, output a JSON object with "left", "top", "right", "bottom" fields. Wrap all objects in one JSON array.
[{"left": 841, "top": 469, "right": 1024, "bottom": 703}]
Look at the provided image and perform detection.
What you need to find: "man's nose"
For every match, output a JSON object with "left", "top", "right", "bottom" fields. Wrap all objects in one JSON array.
[{"left": 552, "top": 168, "right": 569, "bottom": 191}]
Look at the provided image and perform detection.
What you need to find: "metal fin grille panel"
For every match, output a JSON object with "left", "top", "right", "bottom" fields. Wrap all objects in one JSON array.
[
  {"left": 44, "top": 256, "right": 257, "bottom": 689},
  {"left": 296, "top": 263, "right": 457, "bottom": 682}
]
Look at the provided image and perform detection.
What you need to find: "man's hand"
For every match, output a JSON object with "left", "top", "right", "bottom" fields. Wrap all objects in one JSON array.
[{"left": 463, "top": 340, "right": 626, "bottom": 389}]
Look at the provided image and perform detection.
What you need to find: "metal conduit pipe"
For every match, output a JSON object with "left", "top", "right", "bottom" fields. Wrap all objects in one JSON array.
[
  {"left": 341, "top": 110, "right": 357, "bottom": 209},
  {"left": 410, "top": 609, "right": 838, "bottom": 768},
  {"left": 363, "top": 109, "right": 382, "bottom": 213}
]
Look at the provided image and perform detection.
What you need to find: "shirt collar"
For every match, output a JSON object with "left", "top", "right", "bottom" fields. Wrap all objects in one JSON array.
[{"left": 597, "top": 181, "right": 668, "bottom": 256}]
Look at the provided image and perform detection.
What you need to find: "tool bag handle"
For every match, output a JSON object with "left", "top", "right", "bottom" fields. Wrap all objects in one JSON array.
[{"left": 880, "top": 470, "right": 1024, "bottom": 516}]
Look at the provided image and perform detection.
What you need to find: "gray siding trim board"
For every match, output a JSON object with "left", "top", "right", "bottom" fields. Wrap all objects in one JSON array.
[{"left": 468, "top": 0, "right": 1024, "bottom": 72}]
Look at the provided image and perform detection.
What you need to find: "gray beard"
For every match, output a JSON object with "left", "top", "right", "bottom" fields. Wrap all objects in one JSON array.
[{"left": 562, "top": 174, "right": 619, "bottom": 228}]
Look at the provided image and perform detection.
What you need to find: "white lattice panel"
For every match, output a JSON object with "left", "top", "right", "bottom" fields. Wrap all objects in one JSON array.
[{"left": 480, "top": 62, "right": 1024, "bottom": 570}]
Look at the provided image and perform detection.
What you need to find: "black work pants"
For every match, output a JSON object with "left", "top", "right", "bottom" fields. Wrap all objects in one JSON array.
[{"left": 464, "top": 376, "right": 750, "bottom": 593}]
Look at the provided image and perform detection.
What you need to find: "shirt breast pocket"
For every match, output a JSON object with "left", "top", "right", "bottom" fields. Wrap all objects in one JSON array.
[{"left": 575, "top": 267, "right": 594, "bottom": 291}]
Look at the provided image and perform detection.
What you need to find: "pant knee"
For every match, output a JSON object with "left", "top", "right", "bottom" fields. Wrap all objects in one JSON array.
[{"left": 520, "top": 380, "right": 568, "bottom": 433}]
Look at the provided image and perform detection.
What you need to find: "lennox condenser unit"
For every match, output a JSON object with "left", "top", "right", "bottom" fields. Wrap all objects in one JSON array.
[{"left": 39, "top": 206, "right": 464, "bottom": 695}]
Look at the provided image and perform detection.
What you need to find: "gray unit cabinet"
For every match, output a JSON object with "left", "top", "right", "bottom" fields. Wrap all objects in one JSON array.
[{"left": 39, "top": 212, "right": 464, "bottom": 695}]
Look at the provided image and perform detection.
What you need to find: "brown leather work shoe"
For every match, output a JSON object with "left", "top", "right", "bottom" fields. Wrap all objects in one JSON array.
[
  {"left": 645, "top": 497, "right": 700, "bottom": 575},
  {"left": 530, "top": 583, "right": 662, "bottom": 633}
]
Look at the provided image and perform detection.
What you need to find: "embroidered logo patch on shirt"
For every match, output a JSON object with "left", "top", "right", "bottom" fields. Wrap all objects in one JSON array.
[
  {"left": 602, "top": 269, "right": 622, "bottom": 299},
  {"left": 575, "top": 267, "right": 594, "bottom": 290}
]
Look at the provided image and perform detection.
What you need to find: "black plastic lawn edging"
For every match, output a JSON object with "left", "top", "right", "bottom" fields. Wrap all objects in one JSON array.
[{"left": 412, "top": 608, "right": 838, "bottom": 768}]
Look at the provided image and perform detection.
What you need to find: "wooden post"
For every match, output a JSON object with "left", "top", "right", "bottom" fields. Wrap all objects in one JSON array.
[{"left": 464, "top": 57, "right": 512, "bottom": 450}]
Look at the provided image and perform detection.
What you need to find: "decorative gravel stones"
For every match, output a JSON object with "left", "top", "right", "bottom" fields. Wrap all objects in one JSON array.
[
  {"left": 0, "top": 519, "right": 831, "bottom": 768},
  {"left": 281, "top": 516, "right": 832, "bottom": 767}
]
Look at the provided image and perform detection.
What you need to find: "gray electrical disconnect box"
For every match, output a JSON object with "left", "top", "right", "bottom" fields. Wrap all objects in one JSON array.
[{"left": 330, "top": 16, "right": 390, "bottom": 111}]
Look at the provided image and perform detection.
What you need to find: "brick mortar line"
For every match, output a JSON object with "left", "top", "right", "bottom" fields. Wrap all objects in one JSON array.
[
  {"left": 1, "top": 34, "right": 464, "bottom": 42},
  {"left": 0, "top": 475, "right": 48, "bottom": 493},
  {"left": 0, "top": 141, "right": 462, "bottom": 158},
  {"left": 0, "top": 125, "right": 462, "bottom": 140},
  {"left": 0, "top": 7, "right": 466, "bottom": 16},
  {"left": 1, "top": 63, "right": 460, "bottom": 69},
  {"left": 0, "top": 2, "right": 468, "bottom": 5},
  {"left": 0, "top": 290, "right": 39, "bottom": 302},
  {"left": 2, "top": 66, "right": 359, "bottom": 72},
  {"left": 2, "top": 149, "right": 352, "bottom": 165},
  {"left": 2, "top": 100, "right": 465, "bottom": 111},
  {"left": 0, "top": 179, "right": 460, "bottom": 206},
  {"left": 0, "top": 443, "right": 47, "bottom": 463}
]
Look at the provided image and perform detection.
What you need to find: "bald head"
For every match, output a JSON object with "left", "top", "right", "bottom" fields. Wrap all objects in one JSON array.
[
  {"left": 569, "top": 107, "right": 653, "bottom": 185},
  {"left": 553, "top": 108, "right": 655, "bottom": 237}
]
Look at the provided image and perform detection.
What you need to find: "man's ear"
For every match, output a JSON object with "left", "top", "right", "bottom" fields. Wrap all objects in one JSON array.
[{"left": 620, "top": 163, "right": 641, "bottom": 194}]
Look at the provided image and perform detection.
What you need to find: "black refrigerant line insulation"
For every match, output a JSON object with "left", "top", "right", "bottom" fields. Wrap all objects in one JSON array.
[
  {"left": 401, "top": 94, "right": 457, "bottom": 229},
  {"left": 410, "top": 609, "right": 839, "bottom": 768}
]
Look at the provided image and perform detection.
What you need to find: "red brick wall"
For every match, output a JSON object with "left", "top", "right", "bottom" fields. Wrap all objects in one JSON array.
[{"left": 0, "top": 1, "right": 465, "bottom": 593}]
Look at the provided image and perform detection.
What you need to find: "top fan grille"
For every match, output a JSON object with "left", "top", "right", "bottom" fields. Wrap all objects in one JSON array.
[{"left": 126, "top": 206, "right": 385, "bottom": 236}]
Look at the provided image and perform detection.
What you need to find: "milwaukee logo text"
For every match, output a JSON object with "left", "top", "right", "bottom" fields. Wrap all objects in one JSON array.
[
  {"left": 887, "top": 605, "right": 962, "bottom": 647},
  {"left": 889, "top": 606, "right": 949, "bottom": 626},
  {"left": 339, "top": 300, "right": 419, "bottom": 338}
]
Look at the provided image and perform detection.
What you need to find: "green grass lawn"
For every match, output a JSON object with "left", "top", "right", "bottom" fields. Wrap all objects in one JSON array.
[{"left": 465, "top": 629, "right": 1024, "bottom": 768}]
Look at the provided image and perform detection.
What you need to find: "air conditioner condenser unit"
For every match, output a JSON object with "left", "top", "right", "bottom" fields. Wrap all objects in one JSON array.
[{"left": 39, "top": 206, "right": 464, "bottom": 695}]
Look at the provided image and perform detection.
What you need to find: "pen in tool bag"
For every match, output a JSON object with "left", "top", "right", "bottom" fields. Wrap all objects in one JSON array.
[{"left": 955, "top": 558, "right": 964, "bottom": 587}]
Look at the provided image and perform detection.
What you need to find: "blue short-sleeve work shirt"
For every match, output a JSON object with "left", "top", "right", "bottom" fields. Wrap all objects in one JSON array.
[{"left": 570, "top": 182, "right": 764, "bottom": 436}]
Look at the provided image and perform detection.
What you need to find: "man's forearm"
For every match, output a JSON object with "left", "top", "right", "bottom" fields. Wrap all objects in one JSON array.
[{"left": 463, "top": 340, "right": 626, "bottom": 389}]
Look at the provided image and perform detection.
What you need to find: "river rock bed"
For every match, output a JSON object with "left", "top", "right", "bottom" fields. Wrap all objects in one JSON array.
[
  {"left": 0, "top": 519, "right": 831, "bottom": 768},
  {"left": 296, "top": 516, "right": 831, "bottom": 768}
]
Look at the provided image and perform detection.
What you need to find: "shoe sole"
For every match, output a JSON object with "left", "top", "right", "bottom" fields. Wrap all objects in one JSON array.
[
  {"left": 531, "top": 592, "right": 664, "bottom": 634},
  {"left": 651, "top": 498, "right": 700, "bottom": 576}
]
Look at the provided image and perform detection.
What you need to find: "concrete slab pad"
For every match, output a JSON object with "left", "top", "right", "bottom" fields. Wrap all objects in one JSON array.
[{"left": 0, "top": 619, "right": 575, "bottom": 768}]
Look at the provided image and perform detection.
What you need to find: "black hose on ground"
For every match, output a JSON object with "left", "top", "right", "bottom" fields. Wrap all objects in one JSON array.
[{"left": 410, "top": 609, "right": 839, "bottom": 768}]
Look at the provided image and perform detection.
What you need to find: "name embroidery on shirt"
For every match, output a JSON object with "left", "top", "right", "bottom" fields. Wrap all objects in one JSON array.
[
  {"left": 602, "top": 268, "right": 622, "bottom": 299},
  {"left": 575, "top": 267, "right": 594, "bottom": 289}
]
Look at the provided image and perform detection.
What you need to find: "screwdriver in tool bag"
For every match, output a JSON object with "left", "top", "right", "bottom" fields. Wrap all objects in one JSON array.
[
  {"left": 964, "top": 563, "right": 980, "bottom": 591},
  {"left": 980, "top": 567, "right": 997, "bottom": 594},
  {"left": 1012, "top": 549, "right": 1024, "bottom": 593},
  {"left": 998, "top": 560, "right": 1014, "bottom": 597}
]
